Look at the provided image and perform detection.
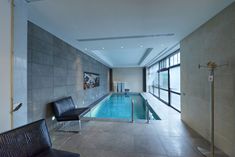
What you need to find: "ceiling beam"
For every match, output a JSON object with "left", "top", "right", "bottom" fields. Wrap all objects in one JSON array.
[
  {"left": 138, "top": 48, "right": 153, "bottom": 65},
  {"left": 146, "top": 43, "right": 180, "bottom": 67}
]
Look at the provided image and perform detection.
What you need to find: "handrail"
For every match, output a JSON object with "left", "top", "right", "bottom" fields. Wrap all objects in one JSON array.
[
  {"left": 131, "top": 99, "right": 150, "bottom": 123},
  {"left": 131, "top": 99, "right": 134, "bottom": 123},
  {"left": 11, "top": 103, "right": 23, "bottom": 113},
  {"left": 145, "top": 100, "right": 150, "bottom": 123}
]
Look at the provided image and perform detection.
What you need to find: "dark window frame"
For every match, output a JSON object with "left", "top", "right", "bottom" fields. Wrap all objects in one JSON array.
[{"left": 148, "top": 49, "right": 181, "bottom": 112}]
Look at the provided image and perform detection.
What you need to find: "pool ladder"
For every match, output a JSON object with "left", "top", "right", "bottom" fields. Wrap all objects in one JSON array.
[
  {"left": 131, "top": 99, "right": 150, "bottom": 123},
  {"left": 131, "top": 99, "right": 134, "bottom": 123},
  {"left": 146, "top": 100, "right": 150, "bottom": 123}
]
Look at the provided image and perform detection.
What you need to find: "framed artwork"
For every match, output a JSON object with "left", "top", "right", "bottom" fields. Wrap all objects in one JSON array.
[{"left": 83, "top": 72, "right": 100, "bottom": 89}]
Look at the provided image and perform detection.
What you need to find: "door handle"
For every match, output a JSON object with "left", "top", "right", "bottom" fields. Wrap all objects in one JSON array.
[{"left": 12, "top": 103, "right": 23, "bottom": 113}]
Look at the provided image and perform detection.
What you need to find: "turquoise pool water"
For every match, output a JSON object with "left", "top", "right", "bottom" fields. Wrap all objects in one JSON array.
[{"left": 85, "top": 93, "right": 160, "bottom": 120}]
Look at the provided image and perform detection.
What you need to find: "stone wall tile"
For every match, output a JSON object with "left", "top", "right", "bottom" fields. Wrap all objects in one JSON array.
[{"left": 27, "top": 21, "right": 109, "bottom": 130}]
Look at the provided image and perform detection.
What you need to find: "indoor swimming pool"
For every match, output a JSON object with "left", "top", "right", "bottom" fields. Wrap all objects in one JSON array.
[{"left": 84, "top": 93, "right": 160, "bottom": 121}]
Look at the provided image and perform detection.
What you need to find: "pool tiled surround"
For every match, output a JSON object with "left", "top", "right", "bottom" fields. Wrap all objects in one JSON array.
[
  {"left": 51, "top": 94, "right": 228, "bottom": 157},
  {"left": 27, "top": 22, "right": 109, "bottom": 129}
]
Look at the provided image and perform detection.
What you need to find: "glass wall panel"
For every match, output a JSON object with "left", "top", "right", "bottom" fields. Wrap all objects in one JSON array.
[
  {"left": 147, "top": 50, "right": 181, "bottom": 112},
  {"left": 153, "top": 74, "right": 158, "bottom": 87},
  {"left": 159, "top": 71, "right": 168, "bottom": 90},
  {"left": 166, "top": 59, "right": 169, "bottom": 68},
  {"left": 178, "top": 53, "right": 180, "bottom": 63},
  {"left": 171, "top": 93, "right": 181, "bottom": 111},
  {"left": 170, "top": 56, "right": 174, "bottom": 66},
  {"left": 170, "top": 66, "right": 180, "bottom": 93},
  {"left": 174, "top": 54, "right": 178, "bottom": 65},
  {"left": 177, "top": 53, "right": 180, "bottom": 63},
  {"left": 149, "top": 85, "right": 153, "bottom": 93},
  {"left": 160, "top": 89, "right": 168, "bottom": 103},
  {"left": 153, "top": 87, "right": 159, "bottom": 97}
]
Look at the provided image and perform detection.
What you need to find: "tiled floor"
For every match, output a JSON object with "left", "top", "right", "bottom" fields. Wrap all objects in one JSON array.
[{"left": 51, "top": 94, "right": 228, "bottom": 157}]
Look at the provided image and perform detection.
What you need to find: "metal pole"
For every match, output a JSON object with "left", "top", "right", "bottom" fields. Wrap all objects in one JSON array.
[
  {"left": 78, "top": 120, "right": 82, "bottom": 133},
  {"left": 146, "top": 100, "right": 150, "bottom": 124},
  {"left": 210, "top": 69, "right": 215, "bottom": 157},
  {"left": 197, "top": 61, "right": 227, "bottom": 157},
  {"left": 147, "top": 107, "right": 150, "bottom": 124},
  {"left": 10, "top": 0, "right": 15, "bottom": 129},
  {"left": 131, "top": 99, "right": 134, "bottom": 123}
]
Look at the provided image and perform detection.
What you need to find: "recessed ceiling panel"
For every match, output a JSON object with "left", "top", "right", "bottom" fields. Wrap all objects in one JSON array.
[{"left": 28, "top": 0, "right": 235, "bottom": 67}]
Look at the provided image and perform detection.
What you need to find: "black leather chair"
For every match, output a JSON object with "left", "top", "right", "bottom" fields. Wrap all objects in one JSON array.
[
  {"left": 52, "top": 96, "right": 89, "bottom": 132},
  {"left": 0, "top": 119, "right": 80, "bottom": 157}
]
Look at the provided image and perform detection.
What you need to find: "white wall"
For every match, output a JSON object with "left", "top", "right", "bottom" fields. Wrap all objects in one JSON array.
[
  {"left": 0, "top": 0, "right": 12, "bottom": 132},
  {"left": 113, "top": 68, "right": 143, "bottom": 93},
  {"left": 0, "top": 0, "right": 28, "bottom": 132},
  {"left": 181, "top": 2, "right": 235, "bottom": 156},
  {"left": 13, "top": 0, "right": 28, "bottom": 128}
]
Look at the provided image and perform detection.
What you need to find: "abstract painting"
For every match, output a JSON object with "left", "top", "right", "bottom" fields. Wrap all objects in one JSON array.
[{"left": 84, "top": 72, "right": 100, "bottom": 89}]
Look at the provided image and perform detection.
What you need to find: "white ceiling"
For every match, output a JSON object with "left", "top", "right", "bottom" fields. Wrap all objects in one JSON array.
[{"left": 28, "top": 0, "right": 234, "bottom": 67}]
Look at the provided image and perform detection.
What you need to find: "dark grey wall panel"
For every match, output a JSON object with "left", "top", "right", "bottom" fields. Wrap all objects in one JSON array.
[{"left": 27, "top": 22, "right": 109, "bottom": 129}]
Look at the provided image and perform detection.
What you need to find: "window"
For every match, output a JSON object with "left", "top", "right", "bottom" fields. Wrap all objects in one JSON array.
[
  {"left": 147, "top": 50, "right": 181, "bottom": 112},
  {"left": 171, "top": 93, "right": 181, "bottom": 111},
  {"left": 170, "top": 66, "right": 180, "bottom": 93}
]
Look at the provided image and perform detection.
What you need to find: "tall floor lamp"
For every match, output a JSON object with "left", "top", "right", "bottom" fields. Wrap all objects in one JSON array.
[{"left": 197, "top": 61, "right": 228, "bottom": 157}]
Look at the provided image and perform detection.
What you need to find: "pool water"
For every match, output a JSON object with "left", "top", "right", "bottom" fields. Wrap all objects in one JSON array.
[{"left": 84, "top": 93, "right": 160, "bottom": 120}]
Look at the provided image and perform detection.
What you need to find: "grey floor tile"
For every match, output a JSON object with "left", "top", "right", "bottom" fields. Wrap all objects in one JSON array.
[{"left": 50, "top": 97, "right": 229, "bottom": 157}]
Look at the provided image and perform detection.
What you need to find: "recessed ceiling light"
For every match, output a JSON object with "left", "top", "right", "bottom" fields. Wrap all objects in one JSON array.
[
  {"left": 102, "top": 47, "right": 105, "bottom": 50},
  {"left": 121, "top": 46, "right": 124, "bottom": 49},
  {"left": 85, "top": 48, "right": 88, "bottom": 50},
  {"left": 140, "top": 45, "right": 143, "bottom": 48}
]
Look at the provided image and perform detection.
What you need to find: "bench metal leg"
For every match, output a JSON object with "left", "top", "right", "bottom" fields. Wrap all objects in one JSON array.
[
  {"left": 78, "top": 120, "right": 82, "bottom": 132},
  {"left": 56, "top": 121, "right": 80, "bottom": 133}
]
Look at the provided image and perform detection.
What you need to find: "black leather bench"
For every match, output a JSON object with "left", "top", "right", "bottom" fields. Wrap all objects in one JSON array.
[
  {"left": 0, "top": 119, "right": 80, "bottom": 157},
  {"left": 52, "top": 96, "right": 89, "bottom": 132}
]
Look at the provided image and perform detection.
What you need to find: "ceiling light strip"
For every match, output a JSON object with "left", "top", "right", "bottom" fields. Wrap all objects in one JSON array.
[
  {"left": 25, "top": 0, "right": 45, "bottom": 3},
  {"left": 77, "top": 33, "right": 174, "bottom": 42},
  {"left": 138, "top": 48, "right": 153, "bottom": 65}
]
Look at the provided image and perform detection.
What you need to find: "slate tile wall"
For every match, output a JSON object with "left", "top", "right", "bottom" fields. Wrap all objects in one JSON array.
[{"left": 27, "top": 22, "right": 109, "bottom": 129}]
